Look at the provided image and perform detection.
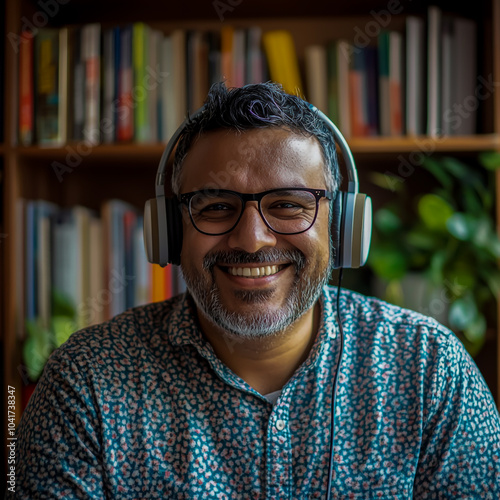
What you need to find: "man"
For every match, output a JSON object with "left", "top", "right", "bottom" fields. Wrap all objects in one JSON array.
[{"left": 11, "top": 82, "right": 500, "bottom": 498}]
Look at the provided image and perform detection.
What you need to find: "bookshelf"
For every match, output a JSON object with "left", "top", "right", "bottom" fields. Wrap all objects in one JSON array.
[{"left": 2, "top": 0, "right": 500, "bottom": 430}]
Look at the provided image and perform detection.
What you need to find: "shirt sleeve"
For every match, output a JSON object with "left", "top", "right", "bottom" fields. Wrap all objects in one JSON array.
[
  {"left": 414, "top": 331, "right": 500, "bottom": 498},
  {"left": 6, "top": 346, "right": 106, "bottom": 499}
]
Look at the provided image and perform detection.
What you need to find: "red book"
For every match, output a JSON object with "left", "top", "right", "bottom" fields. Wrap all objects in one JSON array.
[{"left": 19, "top": 31, "right": 34, "bottom": 145}]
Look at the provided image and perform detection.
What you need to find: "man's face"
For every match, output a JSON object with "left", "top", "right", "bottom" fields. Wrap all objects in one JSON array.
[{"left": 179, "top": 127, "right": 333, "bottom": 339}]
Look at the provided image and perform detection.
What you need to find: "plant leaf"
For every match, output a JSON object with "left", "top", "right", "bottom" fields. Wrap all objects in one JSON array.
[
  {"left": 446, "top": 213, "right": 472, "bottom": 241},
  {"left": 448, "top": 293, "right": 478, "bottom": 331},
  {"left": 479, "top": 151, "right": 500, "bottom": 171},
  {"left": 417, "top": 194, "right": 454, "bottom": 231}
]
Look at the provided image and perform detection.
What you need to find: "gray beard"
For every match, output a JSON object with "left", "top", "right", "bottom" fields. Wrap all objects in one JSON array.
[{"left": 181, "top": 248, "right": 332, "bottom": 340}]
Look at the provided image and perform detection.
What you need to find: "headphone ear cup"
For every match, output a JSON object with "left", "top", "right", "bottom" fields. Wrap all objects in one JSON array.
[
  {"left": 165, "top": 197, "right": 183, "bottom": 266},
  {"left": 330, "top": 191, "right": 343, "bottom": 269},
  {"left": 341, "top": 192, "right": 372, "bottom": 268},
  {"left": 351, "top": 193, "right": 372, "bottom": 268},
  {"left": 144, "top": 198, "right": 160, "bottom": 265}
]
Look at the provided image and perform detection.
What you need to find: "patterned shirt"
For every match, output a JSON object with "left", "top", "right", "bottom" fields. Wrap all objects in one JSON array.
[{"left": 10, "top": 286, "right": 500, "bottom": 499}]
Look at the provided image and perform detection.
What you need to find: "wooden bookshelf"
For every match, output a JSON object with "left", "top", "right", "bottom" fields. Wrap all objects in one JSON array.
[{"left": 2, "top": 0, "right": 500, "bottom": 426}]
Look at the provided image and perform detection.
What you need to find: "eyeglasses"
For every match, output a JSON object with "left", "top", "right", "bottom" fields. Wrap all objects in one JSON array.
[{"left": 179, "top": 187, "right": 333, "bottom": 236}]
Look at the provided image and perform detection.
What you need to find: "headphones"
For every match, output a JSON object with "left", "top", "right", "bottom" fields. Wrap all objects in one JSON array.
[{"left": 144, "top": 104, "right": 372, "bottom": 269}]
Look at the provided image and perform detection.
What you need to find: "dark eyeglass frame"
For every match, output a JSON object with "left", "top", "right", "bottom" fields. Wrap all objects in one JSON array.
[{"left": 179, "top": 187, "right": 334, "bottom": 236}]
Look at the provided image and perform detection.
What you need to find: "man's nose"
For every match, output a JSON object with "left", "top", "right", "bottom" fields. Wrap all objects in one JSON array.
[{"left": 226, "top": 203, "right": 277, "bottom": 253}]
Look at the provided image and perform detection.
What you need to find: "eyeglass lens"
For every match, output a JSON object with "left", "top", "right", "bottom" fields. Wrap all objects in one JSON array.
[{"left": 188, "top": 189, "right": 319, "bottom": 235}]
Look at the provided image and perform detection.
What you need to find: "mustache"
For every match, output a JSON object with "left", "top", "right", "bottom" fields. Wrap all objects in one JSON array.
[{"left": 203, "top": 249, "right": 306, "bottom": 272}]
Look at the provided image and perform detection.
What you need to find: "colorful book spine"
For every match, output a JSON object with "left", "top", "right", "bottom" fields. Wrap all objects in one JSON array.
[
  {"left": 132, "top": 22, "right": 151, "bottom": 142},
  {"left": 19, "top": 31, "right": 34, "bottom": 145}
]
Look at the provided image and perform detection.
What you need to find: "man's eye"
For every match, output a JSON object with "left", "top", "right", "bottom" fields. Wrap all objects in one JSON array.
[{"left": 202, "top": 203, "right": 233, "bottom": 212}]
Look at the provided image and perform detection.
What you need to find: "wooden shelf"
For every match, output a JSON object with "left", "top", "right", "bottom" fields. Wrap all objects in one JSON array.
[
  {"left": 13, "top": 135, "right": 500, "bottom": 162},
  {"left": 15, "top": 143, "right": 166, "bottom": 162},
  {"left": 348, "top": 134, "right": 500, "bottom": 153}
]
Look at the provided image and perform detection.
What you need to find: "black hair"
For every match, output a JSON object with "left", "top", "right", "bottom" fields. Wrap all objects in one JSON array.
[{"left": 172, "top": 81, "right": 340, "bottom": 194}]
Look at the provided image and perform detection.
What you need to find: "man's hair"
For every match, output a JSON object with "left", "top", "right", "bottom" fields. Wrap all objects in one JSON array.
[{"left": 171, "top": 81, "right": 341, "bottom": 195}]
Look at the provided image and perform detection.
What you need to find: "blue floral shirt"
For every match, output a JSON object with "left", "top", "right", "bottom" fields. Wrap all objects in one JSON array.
[{"left": 10, "top": 287, "right": 500, "bottom": 499}]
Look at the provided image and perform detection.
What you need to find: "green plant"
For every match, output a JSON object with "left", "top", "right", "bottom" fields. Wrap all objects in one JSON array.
[{"left": 368, "top": 152, "right": 500, "bottom": 356}]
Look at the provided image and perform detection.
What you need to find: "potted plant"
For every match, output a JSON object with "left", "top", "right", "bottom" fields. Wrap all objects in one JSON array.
[{"left": 368, "top": 152, "right": 500, "bottom": 356}]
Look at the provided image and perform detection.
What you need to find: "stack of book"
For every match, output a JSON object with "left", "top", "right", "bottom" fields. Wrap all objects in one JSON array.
[
  {"left": 18, "top": 23, "right": 272, "bottom": 146},
  {"left": 15, "top": 198, "right": 184, "bottom": 359},
  {"left": 304, "top": 6, "right": 477, "bottom": 138}
]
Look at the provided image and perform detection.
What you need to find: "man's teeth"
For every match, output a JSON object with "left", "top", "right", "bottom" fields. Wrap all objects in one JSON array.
[{"left": 228, "top": 265, "right": 281, "bottom": 277}]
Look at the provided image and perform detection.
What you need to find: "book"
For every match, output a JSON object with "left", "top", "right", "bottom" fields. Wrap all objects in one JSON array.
[
  {"left": 35, "top": 200, "right": 58, "bottom": 329},
  {"left": 245, "top": 27, "right": 264, "bottom": 85},
  {"left": 326, "top": 41, "right": 340, "bottom": 125},
  {"left": 82, "top": 23, "right": 101, "bottom": 145},
  {"left": 35, "top": 28, "right": 60, "bottom": 145},
  {"left": 348, "top": 47, "right": 368, "bottom": 137},
  {"left": 378, "top": 31, "right": 391, "bottom": 136},
  {"left": 232, "top": 28, "right": 246, "bottom": 87},
  {"left": 133, "top": 22, "right": 151, "bottom": 143},
  {"left": 304, "top": 44, "right": 328, "bottom": 112},
  {"left": 58, "top": 26, "right": 71, "bottom": 145},
  {"left": 88, "top": 215, "right": 104, "bottom": 326},
  {"left": 262, "top": 30, "right": 303, "bottom": 96},
  {"left": 336, "top": 40, "right": 351, "bottom": 138},
  {"left": 102, "top": 27, "right": 116, "bottom": 143},
  {"left": 364, "top": 45, "right": 379, "bottom": 136},
  {"left": 388, "top": 31, "right": 403, "bottom": 136},
  {"left": 449, "top": 17, "right": 477, "bottom": 135},
  {"left": 160, "top": 33, "right": 173, "bottom": 142},
  {"left": 19, "top": 31, "right": 34, "bottom": 145},
  {"left": 72, "top": 26, "right": 85, "bottom": 141},
  {"left": 220, "top": 25, "right": 234, "bottom": 88},
  {"left": 149, "top": 29, "right": 163, "bottom": 142},
  {"left": 405, "top": 15, "right": 426, "bottom": 136},
  {"left": 117, "top": 24, "right": 134, "bottom": 142},
  {"left": 427, "top": 5, "right": 442, "bottom": 136},
  {"left": 171, "top": 29, "right": 187, "bottom": 128}
]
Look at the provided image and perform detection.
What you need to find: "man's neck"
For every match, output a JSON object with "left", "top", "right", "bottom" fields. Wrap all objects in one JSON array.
[{"left": 197, "top": 303, "right": 321, "bottom": 395}]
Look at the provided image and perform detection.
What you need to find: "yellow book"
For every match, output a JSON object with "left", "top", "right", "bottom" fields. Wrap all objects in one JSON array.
[{"left": 262, "top": 30, "right": 303, "bottom": 96}]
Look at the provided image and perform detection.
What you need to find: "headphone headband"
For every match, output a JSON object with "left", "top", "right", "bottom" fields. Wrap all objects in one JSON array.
[{"left": 144, "top": 101, "right": 372, "bottom": 268}]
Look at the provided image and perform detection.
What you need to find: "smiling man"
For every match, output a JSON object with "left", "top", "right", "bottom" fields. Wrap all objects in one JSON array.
[{"left": 11, "top": 82, "right": 500, "bottom": 499}]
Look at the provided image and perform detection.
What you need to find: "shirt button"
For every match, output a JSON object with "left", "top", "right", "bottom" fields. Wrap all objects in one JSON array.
[{"left": 276, "top": 419, "right": 286, "bottom": 431}]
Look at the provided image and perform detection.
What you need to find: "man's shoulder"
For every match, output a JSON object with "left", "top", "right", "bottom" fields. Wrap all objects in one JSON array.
[{"left": 325, "top": 285, "right": 452, "bottom": 338}]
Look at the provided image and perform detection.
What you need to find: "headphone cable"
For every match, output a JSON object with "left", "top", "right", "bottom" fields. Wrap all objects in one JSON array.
[{"left": 325, "top": 267, "right": 345, "bottom": 500}]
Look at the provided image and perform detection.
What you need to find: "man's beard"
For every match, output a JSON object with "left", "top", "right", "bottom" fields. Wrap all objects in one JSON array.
[{"left": 181, "top": 248, "right": 333, "bottom": 339}]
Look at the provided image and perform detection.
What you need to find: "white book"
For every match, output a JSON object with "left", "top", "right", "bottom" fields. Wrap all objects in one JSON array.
[
  {"left": 427, "top": 5, "right": 442, "bottom": 136},
  {"left": 134, "top": 218, "right": 150, "bottom": 306},
  {"left": 35, "top": 200, "right": 58, "bottom": 329},
  {"left": 305, "top": 45, "right": 328, "bottom": 113},
  {"left": 82, "top": 23, "right": 101, "bottom": 144},
  {"left": 246, "top": 26, "right": 263, "bottom": 84},
  {"left": 15, "top": 198, "right": 26, "bottom": 340},
  {"left": 406, "top": 16, "right": 425, "bottom": 136},
  {"left": 440, "top": 15, "right": 454, "bottom": 136}
]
